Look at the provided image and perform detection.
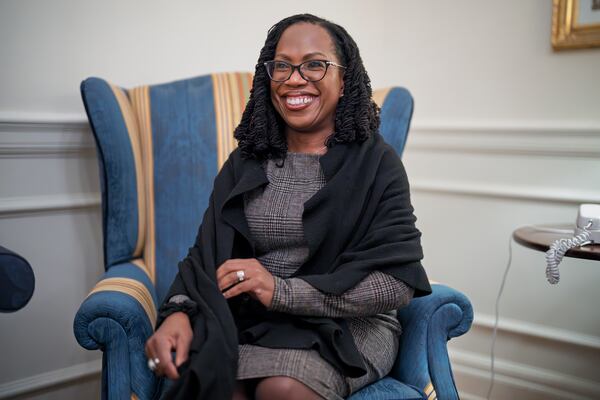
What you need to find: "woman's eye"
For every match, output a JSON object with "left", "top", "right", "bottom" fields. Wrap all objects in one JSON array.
[
  {"left": 305, "top": 61, "right": 325, "bottom": 70},
  {"left": 274, "top": 62, "right": 289, "bottom": 70}
]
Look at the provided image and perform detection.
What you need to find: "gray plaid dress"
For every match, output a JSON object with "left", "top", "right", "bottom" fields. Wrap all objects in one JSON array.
[{"left": 236, "top": 151, "right": 414, "bottom": 399}]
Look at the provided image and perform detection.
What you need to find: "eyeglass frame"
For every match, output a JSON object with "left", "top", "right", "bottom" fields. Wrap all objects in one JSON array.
[{"left": 263, "top": 59, "right": 347, "bottom": 82}]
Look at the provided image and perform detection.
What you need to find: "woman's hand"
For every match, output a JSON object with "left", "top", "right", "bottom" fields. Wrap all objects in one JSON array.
[
  {"left": 216, "top": 258, "right": 275, "bottom": 308},
  {"left": 144, "top": 312, "right": 193, "bottom": 379}
]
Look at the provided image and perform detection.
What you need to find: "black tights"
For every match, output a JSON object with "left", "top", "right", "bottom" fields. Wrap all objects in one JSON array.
[{"left": 232, "top": 377, "right": 325, "bottom": 400}]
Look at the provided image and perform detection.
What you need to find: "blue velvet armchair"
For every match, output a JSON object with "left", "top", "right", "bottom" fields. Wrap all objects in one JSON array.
[
  {"left": 0, "top": 246, "right": 35, "bottom": 313},
  {"left": 74, "top": 72, "right": 473, "bottom": 400}
]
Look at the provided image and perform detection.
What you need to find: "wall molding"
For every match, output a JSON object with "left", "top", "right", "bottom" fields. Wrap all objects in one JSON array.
[
  {"left": 409, "top": 122, "right": 600, "bottom": 158},
  {"left": 450, "top": 348, "right": 599, "bottom": 400},
  {"left": 1, "top": 114, "right": 599, "bottom": 158},
  {"left": 0, "top": 359, "right": 101, "bottom": 399},
  {"left": 0, "top": 111, "right": 88, "bottom": 125},
  {"left": 472, "top": 312, "right": 600, "bottom": 350},
  {"left": 411, "top": 179, "right": 600, "bottom": 204},
  {"left": 0, "top": 116, "right": 93, "bottom": 157},
  {"left": 0, "top": 193, "right": 101, "bottom": 217}
]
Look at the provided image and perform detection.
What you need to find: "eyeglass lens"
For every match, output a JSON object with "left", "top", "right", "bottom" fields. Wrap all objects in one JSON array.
[{"left": 267, "top": 61, "right": 328, "bottom": 82}]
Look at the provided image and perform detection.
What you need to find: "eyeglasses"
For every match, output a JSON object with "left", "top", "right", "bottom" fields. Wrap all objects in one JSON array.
[{"left": 264, "top": 60, "right": 346, "bottom": 82}]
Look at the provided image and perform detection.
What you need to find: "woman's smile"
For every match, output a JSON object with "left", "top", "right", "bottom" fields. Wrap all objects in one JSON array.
[
  {"left": 284, "top": 94, "right": 316, "bottom": 110},
  {"left": 279, "top": 89, "right": 319, "bottom": 113}
]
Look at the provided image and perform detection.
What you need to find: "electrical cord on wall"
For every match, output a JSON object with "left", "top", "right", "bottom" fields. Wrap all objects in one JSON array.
[{"left": 485, "top": 234, "right": 513, "bottom": 400}]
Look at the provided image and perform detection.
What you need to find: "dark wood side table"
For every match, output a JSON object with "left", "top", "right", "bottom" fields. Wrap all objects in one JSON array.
[{"left": 513, "top": 224, "right": 600, "bottom": 261}]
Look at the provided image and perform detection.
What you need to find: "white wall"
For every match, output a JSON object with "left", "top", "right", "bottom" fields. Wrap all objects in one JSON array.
[
  {"left": 384, "top": 2, "right": 600, "bottom": 399},
  {"left": 0, "top": 1, "right": 599, "bottom": 399}
]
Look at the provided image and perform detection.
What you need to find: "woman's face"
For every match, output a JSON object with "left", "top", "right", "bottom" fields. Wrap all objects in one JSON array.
[{"left": 270, "top": 22, "right": 345, "bottom": 138}]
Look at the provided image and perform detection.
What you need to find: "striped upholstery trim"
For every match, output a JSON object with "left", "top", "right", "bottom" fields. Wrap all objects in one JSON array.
[
  {"left": 129, "top": 85, "right": 156, "bottom": 284},
  {"left": 131, "top": 258, "right": 152, "bottom": 281},
  {"left": 109, "top": 84, "right": 146, "bottom": 260},
  {"left": 372, "top": 87, "right": 392, "bottom": 108},
  {"left": 424, "top": 382, "right": 437, "bottom": 400},
  {"left": 211, "top": 72, "right": 253, "bottom": 169},
  {"left": 131, "top": 393, "right": 139, "bottom": 400},
  {"left": 88, "top": 277, "right": 157, "bottom": 325}
]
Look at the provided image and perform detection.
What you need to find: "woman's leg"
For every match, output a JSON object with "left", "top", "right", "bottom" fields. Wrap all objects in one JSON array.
[
  {"left": 254, "top": 376, "right": 324, "bottom": 400},
  {"left": 232, "top": 380, "right": 252, "bottom": 400}
]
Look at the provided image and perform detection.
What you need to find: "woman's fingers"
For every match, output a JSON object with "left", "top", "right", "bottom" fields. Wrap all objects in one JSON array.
[
  {"left": 217, "top": 259, "right": 261, "bottom": 291},
  {"left": 144, "top": 313, "right": 192, "bottom": 379},
  {"left": 222, "top": 275, "right": 274, "bottom": 307},
  {"left": 145, "top": 334, "right": 179, "bottom": 379},
  {"left": 218, "top": 269, "right": 244, "bottom": 291},
  {"left": 175, "top": 331, "right": 192, "bottom": 367},
  {"left": 216, "top": 259, "right": 244, "bottom": 281},
  {"left": 217, "top": 259, "right": 275, "bottom": 307},
  {"left": 155, "top": 336, "right": 180, "bottom": 379},
  {"left": 222, "top": 279, "right": 254, "bottom": 299}
]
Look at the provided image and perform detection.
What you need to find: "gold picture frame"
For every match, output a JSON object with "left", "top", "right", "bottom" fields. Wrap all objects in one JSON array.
[{"left": 552, "top": 0, "right": 600, "bottom": 50}]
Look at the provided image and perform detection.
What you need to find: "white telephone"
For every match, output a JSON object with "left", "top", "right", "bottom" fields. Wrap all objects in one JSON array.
[{"left": 545, "top": 204, "right": 600, "bottom": 284}]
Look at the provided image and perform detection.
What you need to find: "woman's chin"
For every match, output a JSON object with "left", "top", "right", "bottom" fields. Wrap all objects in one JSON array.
[
  {"left": 284, "top": 121, "right": 320, "bottom": 134},
  {"left": 281, "top": 112, "right": 323, "bottom": 134}
]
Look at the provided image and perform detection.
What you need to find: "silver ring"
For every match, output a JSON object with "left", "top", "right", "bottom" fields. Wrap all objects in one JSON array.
[
  {"left": 147, "top": 357, "right": 160, "bottom": 371},
  {"left": 236, "top": 270, "right": 245, "bottom": 283}
]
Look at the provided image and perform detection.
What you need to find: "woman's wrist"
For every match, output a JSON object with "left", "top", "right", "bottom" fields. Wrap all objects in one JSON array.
[
  {"left": 157, "top": 295, "right": 199, "bottom": 327},
  {"left": 268, "top": 276, "right": 292, "bottom": 312}
]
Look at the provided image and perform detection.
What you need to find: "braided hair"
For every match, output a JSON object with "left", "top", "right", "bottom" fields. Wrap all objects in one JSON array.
[{"left": 234, "top": 14, "right": 380, "bottom": 161}]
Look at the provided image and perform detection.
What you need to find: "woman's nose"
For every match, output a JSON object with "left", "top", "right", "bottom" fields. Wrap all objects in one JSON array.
[{"left": 286, "top": 67, "right": 308, "bottom": 85}]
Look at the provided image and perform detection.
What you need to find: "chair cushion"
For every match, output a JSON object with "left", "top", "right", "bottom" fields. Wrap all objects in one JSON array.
[
  {"left": 348, "top": 377, "right": 426, "bottom": 400},
  {"left": 0, "top": 246, "right": 35, "bottom": 312}
]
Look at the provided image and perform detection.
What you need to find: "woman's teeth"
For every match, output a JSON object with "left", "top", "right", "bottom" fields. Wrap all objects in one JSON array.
[{"left": 286, "top": 96, "right": 314, "bottom": 105}]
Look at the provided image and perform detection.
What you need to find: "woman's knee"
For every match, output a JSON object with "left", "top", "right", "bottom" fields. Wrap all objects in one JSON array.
[
  {"left": 254, "top": 376, "right": 322, "bottom": 400},
  {"left": 232, "top": 380, "right": 250, "bottom": 400}
]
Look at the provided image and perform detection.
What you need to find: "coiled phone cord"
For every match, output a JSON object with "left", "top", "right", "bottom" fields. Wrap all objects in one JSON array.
[{"left": 544, "top": 221, "right": 592, "bottom": 284}]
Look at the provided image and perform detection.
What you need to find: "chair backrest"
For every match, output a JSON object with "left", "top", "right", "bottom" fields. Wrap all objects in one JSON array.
[{"left": 81, "top": 73, "right": 413, "bottom": 303}]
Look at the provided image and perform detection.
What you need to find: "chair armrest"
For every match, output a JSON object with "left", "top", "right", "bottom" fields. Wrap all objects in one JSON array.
[
  {"left": 73, "top": 262, "right": 159, "bottom": 400},
  {"left": 0, "top": 245, "right": 35, "bottom": 312},
  {"left": 390, "top": 284, "right": 473, "bottom": 400}
]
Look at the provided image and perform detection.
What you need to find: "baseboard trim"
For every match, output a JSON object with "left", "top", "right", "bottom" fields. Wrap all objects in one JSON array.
[
  {"left": 0, "top": 359, "right": 101, "bottom": 399},
  {"left": 450, "top": 348, "right": 599, "bottom": 400},
  {"left": 0, "top": 193, "right": 101, "bottom": 217}
]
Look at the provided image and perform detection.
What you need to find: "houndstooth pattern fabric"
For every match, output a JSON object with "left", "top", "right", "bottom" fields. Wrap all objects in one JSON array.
[
  {"left": 235, "top": 152, "right": 414, "bottom": 399},
  {"left": 243, "top": 152, "right": 327, "bottom": 278},
  {"left": 271, "top": 271, "right": 414, "bottom": 317}
]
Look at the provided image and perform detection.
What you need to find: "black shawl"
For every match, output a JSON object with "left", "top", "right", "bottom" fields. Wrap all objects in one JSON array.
[{"left": 158, "top": 131, "right": 431, "bottom": 399}]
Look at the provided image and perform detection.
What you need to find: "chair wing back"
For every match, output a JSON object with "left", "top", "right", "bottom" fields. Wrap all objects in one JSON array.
[
  {"left": 81, "top": 73, "right": 253, "bottom": 303},
  {"left": 81, "top": 75, "right": 411, "bottom": 304},
  {"left": 373, "top": 87, "right": 414, "bottom": 156}
]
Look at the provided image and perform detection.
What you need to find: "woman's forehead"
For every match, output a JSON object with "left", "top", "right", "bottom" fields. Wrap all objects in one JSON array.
[{"left": 275, "top": 23, "right": 337, "bottom": 60}]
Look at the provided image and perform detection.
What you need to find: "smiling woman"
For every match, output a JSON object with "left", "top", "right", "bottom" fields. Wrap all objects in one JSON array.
[{"left": 144, "top": 13, "right": 430, "bottom": 400}]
